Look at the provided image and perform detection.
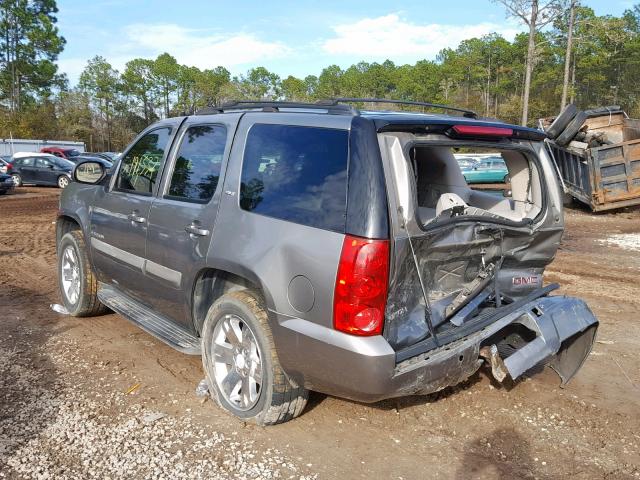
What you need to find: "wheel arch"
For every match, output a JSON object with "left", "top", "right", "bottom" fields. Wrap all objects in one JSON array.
[
  {"left": 191, "top": 266, "right": 273, "bottom": 335},
  {"left": 56, "top": 214, "right": 82, "bottom": 243}
]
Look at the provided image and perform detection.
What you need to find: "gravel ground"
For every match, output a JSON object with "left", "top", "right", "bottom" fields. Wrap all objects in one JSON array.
[{"left": 0, "top": 324, "right": 315, "bottom": 480}]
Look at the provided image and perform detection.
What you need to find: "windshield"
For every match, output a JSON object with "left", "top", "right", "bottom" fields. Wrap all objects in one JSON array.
[{"left": 65, "top": 149, "right": 81, "bottom": 157}]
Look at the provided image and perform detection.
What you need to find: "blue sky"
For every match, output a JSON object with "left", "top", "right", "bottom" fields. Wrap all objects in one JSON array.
[{"left": 56, "top": 0, "right": 634, "bottom": 84}]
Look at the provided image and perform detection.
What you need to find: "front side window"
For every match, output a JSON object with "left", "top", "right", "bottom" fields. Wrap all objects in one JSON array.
[
  {"left": 36, "top": 158, "right": 54, "bottom": 168},
  {"left": 167, "top": 125, "right": 227, "bottom": 202},
  {"left": 240, "top": 124, "right": 349, "bottom": 232},
  {"left": 115, "top": 127, "right": 172, "bottom": 194}
]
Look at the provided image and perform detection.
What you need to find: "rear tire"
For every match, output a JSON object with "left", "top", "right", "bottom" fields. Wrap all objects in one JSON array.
[
  {"left": 11, "top": 174, "right": 21, "bottom": 187},
  {"left": 201, "top": 290, "right": 308, "bottom": 425},
  {"left": 57, "top": 230, "right": 107, "bottom": 317}
]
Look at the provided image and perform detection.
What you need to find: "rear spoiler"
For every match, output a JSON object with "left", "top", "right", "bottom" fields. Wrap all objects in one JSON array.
[{"left": 375, "top": 120, "right": 547, "bottom": 142}]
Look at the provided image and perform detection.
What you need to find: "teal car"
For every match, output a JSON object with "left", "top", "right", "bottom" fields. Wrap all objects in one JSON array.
[{"left": 462, "top": 157, "right": 509, "bottom": 184}]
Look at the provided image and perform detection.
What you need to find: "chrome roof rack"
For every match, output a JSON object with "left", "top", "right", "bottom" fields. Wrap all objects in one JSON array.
[
  {"left": 195, "top": 100, "right": 357, "bottom": 116},
  {"left": 195, "top": 98, "right": 477, "bottom": 119}
]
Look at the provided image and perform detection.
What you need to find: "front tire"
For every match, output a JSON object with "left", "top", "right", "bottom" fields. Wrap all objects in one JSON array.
[
  {"left": 57, "top": 175, "right": 70, "bottom": 189},
  {"left": 201, "top": 290, "right": 308, "bottom": 425},
  {"left": 57, "top": 230, "right": 107, "bottom": 316}
]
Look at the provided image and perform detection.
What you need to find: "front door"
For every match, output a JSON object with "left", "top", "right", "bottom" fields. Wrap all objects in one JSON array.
[
  {"left": 143, "top": 119, "right": 236, "bottom": 329},
  {"left": 34, "top": 157, "right": 58, "bottom": 185},
  {"left": 90, "top": 125, "right": 178, "bottom": 302}
]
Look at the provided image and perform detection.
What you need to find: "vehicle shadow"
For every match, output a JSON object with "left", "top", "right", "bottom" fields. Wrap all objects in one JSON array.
[
  {"left": 303, "top": 370, "right": 486, "bottom": 416},
  {"left": 455, "top": 427, "right": 541, "bottom": 479},
  {"left": 304, "top": 364, "right": 549, "bottom": 417},
  {"left": 0, "top": 284, "right": 68, "bottom": 474}
]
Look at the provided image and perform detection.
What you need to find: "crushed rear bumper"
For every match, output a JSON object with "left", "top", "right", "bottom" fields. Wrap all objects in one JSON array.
[{"left": 273, "top": 294, "right": 598, "bottom": 402}]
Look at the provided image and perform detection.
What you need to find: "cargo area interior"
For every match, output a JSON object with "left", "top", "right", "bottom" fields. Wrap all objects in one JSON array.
[{"left": 408, "top": 145, "right": 543, "bottom": 225}]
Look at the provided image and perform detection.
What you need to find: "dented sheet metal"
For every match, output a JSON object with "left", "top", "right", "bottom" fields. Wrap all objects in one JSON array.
[{"left": 384, "top": 220, "right": 563, "bottom": 350}]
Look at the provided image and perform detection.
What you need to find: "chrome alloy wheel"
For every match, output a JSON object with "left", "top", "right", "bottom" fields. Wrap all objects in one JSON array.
[
  {"left": 58, "top": 175, "right": 70, "bottom": 189},
  {"left": 212, "top": 314, "right": 262, "bottom": 411},
  {"left": 61, "top": 245, "right": 80, "bottom": 305}
]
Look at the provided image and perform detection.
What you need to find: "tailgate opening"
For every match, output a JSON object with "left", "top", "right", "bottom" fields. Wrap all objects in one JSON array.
[{"left": 409, "top": 145, "right": 543, "bottom": 226}]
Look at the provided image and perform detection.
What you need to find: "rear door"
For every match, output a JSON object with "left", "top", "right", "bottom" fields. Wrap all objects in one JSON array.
[
  {"left": 17, "top": 157, "right": 38, "bottom": 183},
  {"left": 142, "top": 117, "right": 238, "bottom": 329},
  {"left": 90, "top": 123, "right": 181, "bottom": 302}
]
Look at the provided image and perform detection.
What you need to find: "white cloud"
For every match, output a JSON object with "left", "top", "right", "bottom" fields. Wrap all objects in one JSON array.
[
  {"left": 58, "top": 23, "right": 291, "bottom": 83},
  {"left": 322, "top": 13, "right": 521, "bottom": 59},
  {"left": 120, "top": 23, "right": 291, "bottom": 69}
]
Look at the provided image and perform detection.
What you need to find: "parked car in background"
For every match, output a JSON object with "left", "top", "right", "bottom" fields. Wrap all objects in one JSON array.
[
  {"left": 462, "top": 156, "right": 509, "bottom": 183},
  {"left": 0, "top": 172, "right": 14, "bottom": 194},
  {"left": 85, "top": 152, "right": 118, "bottom": 162},
  {"left": 0, "top": 155, "right": 11, "bottom": 174},
  {"left": 11, "top": 153, "right": 74, "bottom": 188},
  {"left": 96, "top": 152, "right": 120, "bottom": 161},
  {"left": 40, "top": 147, "right": 82, "bottom": 160},
  {"left": 455, "top": 157, "right": 478, "bottom": 171}
]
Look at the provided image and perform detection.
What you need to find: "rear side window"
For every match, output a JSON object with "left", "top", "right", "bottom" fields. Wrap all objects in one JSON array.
[
  {"left": 167, "top": 125, "right": 227, "bottom": 202},
  {"left": 115, "top": 127, "right": 172, "bottom": 194},
  {"left": 19, "top": 158, "right": 35, "bottom": 166},
  {"left": 240, "top": 124, "right": 349, "bottom": 232}
]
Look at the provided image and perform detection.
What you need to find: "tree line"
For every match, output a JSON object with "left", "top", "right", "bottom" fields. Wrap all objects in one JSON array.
[{"left": 1, "top": 0, "right": 639, "bottom": 152}]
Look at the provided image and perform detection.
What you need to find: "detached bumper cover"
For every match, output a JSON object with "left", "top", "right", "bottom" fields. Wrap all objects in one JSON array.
[
  {"left": 273, "top": 294, "right": 598, "bottom": 402},
  {"left": 502, "top": 295, "right": 598, "bottom": 385}
]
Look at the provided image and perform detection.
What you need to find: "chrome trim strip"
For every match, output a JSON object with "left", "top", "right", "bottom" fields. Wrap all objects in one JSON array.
[
  {"left": 90, "top": 237, "right": 145, "bottom": 270},
  {"left": 90, "top": 237, "right": 182, "bottom": 287},
  {"left": 145, "top": 259, "right": 182, "bottom": 287}
]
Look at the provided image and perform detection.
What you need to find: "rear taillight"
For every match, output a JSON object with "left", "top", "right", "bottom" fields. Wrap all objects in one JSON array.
[
  {"left": 6, "top": 163, "right": 12, "bottom": 172},
  {"left": 333, "top": 235, "right": 389, "bottom": 336},
  {"left": 451, "top": 125, "right": 514, "bottom": 137}
]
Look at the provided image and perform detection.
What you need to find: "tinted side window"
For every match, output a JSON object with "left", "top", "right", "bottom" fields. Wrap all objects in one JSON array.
[
  {"left": 36, "top": 158, "right": 53, "bottom": 168},
  {"left": 240, "top": 124, "right": 349, "bottom": 232},
  {"left": 20, "top": 158, "right": 35, "bottom": 166},
  {"left": 167, "top": 125, "right": 227, "bottom": 202},
  {"left": 115, "top": 127, "right": 172, "bottom": 194}
]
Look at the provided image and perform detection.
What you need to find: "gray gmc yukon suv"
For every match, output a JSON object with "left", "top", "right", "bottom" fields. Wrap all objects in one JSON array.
[{"left": 56, "top": 99, "right": 598, "bottom": 425}]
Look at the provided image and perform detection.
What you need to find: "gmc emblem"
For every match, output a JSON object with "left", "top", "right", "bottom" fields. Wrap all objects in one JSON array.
[{"left": 512, "top": 276, "right": 540, "bottom": 286}]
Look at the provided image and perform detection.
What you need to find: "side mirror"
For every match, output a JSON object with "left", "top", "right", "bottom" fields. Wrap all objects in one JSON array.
[
  {"left": 74, "top": 161, "right": 106, "bottom": 184},
  {"left": 47, "top": 164, "right": 55, "bottom": 169}
]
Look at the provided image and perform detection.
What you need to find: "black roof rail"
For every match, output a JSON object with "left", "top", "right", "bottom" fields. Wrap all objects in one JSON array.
[
  {"left": 330, "top": 98, "right": 478, "bottom": 119},
  {"left": 195, "top": 100, "right": 357, "bottom": 116}
]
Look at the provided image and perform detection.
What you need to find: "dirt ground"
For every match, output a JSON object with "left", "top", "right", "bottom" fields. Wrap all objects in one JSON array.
[{"left": 1, "top": 187, "right": 639, "bottom": 479}]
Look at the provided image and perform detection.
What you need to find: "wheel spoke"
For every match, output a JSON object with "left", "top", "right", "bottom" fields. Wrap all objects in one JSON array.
[
  {"left": 241, "top": 375, "right": 251, "bottom": 407},
  {"left": 250, "top": 359, "right": 262, "bottom": 385},
  {"left": 63, "top": 249, "right": 73, "bottom": 267},
  {"left": 221, "top": 370, "right": 242, "bottom": 397},
  {"left": 223, "top": 317, "right": 242, "bottom": 347},
  {"left": 214, "top": 343, "right": 234, "bottom": 365}
]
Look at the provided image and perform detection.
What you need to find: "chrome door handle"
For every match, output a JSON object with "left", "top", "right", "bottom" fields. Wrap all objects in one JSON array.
[
  {"left": 185, "top": 224, "right": 210, "bottom": 237},
  {"left": 128, "top": 213, "right": 146, "bottom": 224}
]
